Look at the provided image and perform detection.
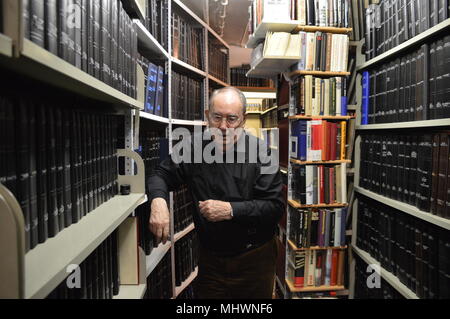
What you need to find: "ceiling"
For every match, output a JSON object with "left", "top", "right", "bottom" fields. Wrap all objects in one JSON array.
[{"left": 180, "top": 0, "right": 252, "bottom": 47}]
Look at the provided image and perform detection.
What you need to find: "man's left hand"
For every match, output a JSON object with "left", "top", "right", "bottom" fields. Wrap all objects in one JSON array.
[{"left": 199, "top": 200, "right": 233, "bottom": 222}]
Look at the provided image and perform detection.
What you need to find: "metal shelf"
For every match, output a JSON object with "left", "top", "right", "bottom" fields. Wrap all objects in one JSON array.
[
  {"left": 285, "top": 278, "right": 345, "bottom": 293},
  {"left": 134, "top": 20, "right": 170, "bottom": 60},
  {"left": 113, "top": 284, "right": 147, "bottom": 299},
  {"left": 171, "top": 119, "right": 207, "bottom": 126},
  {"left": 146, "top": 241, "right": 172, "bottom": 277},
  {"left": 246, "top": 56, "right": 299, "bottom": 78},
  {"left": 208, "top": 74, "right": 229, "bottom": 87},
  {"left": 351, "top": 245, "right": 419, "bottom": 299},
  {"left": 246, "top": 20, "right": 300, "bottom": 49},
  {"left": 171, "top": 57, "right": 207, "bottom": 78},
  {"left": 139, "top": 111, "right": 170, "bottom": 124},
  {"left": 287, "top": 70, "right": 351, "bottom": 78},
  {"left": 174, "top": 267, "right": 198, "bottom": 298},
  {"left": 293, "top": 26, "right": 352, "bottom": 34},
  {"left": 25, "top": 193, "right": 146, "bottom": 299},
  {"left": 356, "top": 18, "right": 450, "bottom": 71},
  {"left": 0, "top": 33, "right": 13, "bottom": 57},
  {"left": 356, "top": 118, "right": 450, "bottom": 130},
  {"left": 173, "top": 223, "right": 195, "bottom": 243},
  {"left": 355, "top": 186, "right": 450, "bottom": 230},
  {"left": 16, "top": 39, "right": 143, "bottom": 109}
]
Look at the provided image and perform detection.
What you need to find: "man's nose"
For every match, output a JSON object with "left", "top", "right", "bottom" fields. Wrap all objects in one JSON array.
[{"left": 219, "top": 119, "right": 228, "bottom": 131}]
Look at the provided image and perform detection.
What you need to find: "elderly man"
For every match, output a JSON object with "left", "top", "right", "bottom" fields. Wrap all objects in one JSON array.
[{"left": 147, "top": 87, "right": 285, "bottom": 299}]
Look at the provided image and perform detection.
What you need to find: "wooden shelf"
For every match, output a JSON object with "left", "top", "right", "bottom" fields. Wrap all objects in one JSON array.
[
  {"left": 14, "top": 39, "right": 143, "bottom": 109},
  {"left": 288, "top": 70, "right": 351, "bottom": 77},
  {"left": 261, "top": 106, "right": 278, "bottom": 115},
  {"left": 134, "top": 20, "right": 170, "bottom": 60},
  {"left": 355, "top": 186, "right": 450, "bottom": 231},
  {"left": 171, "top": 119, "right": 207, "bottom": 126},
  {"left": 173, "top": 223, "right": 195, "bottom": 243},
  {"left": 290, "top": 159, "right": 351, "bottom": 165},
  {"left": 174, "top": 267, "right": 198, "bottom": 298},
  {"left": 0, "top": 33, "right": 13, "bottom": 57},
  {"left": 356, "top": 18, "right": 450, "bottom": 71},
  {"left": 139, "top": 111, "right": 170, "bottom": 124},
  {"left": 208, "top": 74, "right": 229, "bottom": 87},
  {"left": 288, "top": 240, "right": 348, "bottom": 251},
  {"left": 25, "top": 193, "right": 146, "bottom": 299},
  {"left": 293, "top": 26, "right": 352, "bottom": 34},
  {"left": 352, "top": 245, "right": 419, "bottom": 299},
  {"left": 235, "top": 86, "right": 276, "bottom": 92},
  {"left": 285, "top": 279, "right": 345, "bottom": 293},
  {"left": 289, "top": 115, "right": 354, "bottom": 120},
  {"left": 246, "top": 20, "right": 300, "bottom": 49},
  {"left": 113, "top": 284, "right": 147, "bottom": 299},
  {"left": 146, "top": 241, "right": 172, "bottom": 277},
  {"left": 171, "top": 57, "right": 207, "bottom": 78},
  {"left": 288, "top": 199, "right": 348, "bottom": 209},
  {"left": 356, "top": 118, "right": 450, "bottom": 130},
  {"left": 246, "top": 56, "right": 300, "bottom": 78}
]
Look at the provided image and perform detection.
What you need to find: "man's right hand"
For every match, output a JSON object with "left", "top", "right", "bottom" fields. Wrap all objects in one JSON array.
[{"left": 149, "top": 197, "right": 170, "bottom": 245}]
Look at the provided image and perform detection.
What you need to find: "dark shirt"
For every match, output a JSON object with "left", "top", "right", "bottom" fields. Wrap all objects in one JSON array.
[{"left": 147, "top": 131, "right": 285, "bottom": 255}]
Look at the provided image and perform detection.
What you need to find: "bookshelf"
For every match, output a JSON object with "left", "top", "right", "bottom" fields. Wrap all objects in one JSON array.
[
  {"left": 17, "top": 39, "right": 143, "bottom": 110},
  {"left": 139, "top": 110, "right": 171, "bottom": 124},
  {"left": 285, "top": 279, "right": 345, "bottom": 293},
  {"left": 208, "top": 74, "right": 229, "bottom": 88},
  {"left": 247, "top": 56, "right": 301, "bottom": 78},
  {"left": 134, "top": 19, "right": 171, "bottom": 60},
  {"left": 173, "top": 222, "right": 195, "bottom": 243},
  {"left": 174, "top": 266, "right": 198, "bottom": 298},
  {"left": 171, "top": 57, "right": 207, "bottom": 78},
  {"left": 235, "top": 86, "right": 276, "bottom": 92},
  {"left": 351, "top": 245, "right": 419, "bottom": 299},
  {"left": 350, "top": 0, "right": 450, "bottom": 298},
  {"left": 246, "top": 20, "right": 300, "bottom": 49},
  {"left": 356, "top": 18, "right": 450, "bottom": 72},
  {"left": 146, "top": 241, "right": 172, "bottom": 277},
  {"left": 171, "top": 119, "right": 207, "bottom": 126}
]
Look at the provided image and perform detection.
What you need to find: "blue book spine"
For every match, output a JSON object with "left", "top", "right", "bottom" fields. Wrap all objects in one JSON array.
[
  {"left": 155, "top": 66, "right": 164, "bottom": 116},
  {"left": 299, "top": 121, "right": 307, "bottom": 161},
  {"left": 145, "top": 63, "right": 158, "bottom": 114},
  {"left": 341, "top": 78, "right": 348, "bottom": 115},
  {"left": 362, "top": 71, "right": 370, "bottom": 125}
]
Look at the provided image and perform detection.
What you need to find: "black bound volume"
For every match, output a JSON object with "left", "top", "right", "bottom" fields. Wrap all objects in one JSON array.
[
  {"left": 36, "top": 104, "right": 49, "bottom": 243},
  {"left": 81, "top": 0, "right": 89, "bottom": 72},
  {"left": 44, "top": 0, "right": 58, "bottom": 55},
  {"left": 28, "top": 102, "right": 39, "bottom": 249},
  {"left": 55, "top": 108, "right": 65, "bottom": 231},
  {"left": 23, "top": 0, "right": 31, "bottom": 39},
  {"left": 93, "top": 0, "right": 102, "bottom": 79},
  {"left": 30, "top": 0, "right": 45, "bottom": 47},
  {"left": 74, "top": 0, "right": 82, "bottom": 68},
  {"left": 46, "top": 107, "right": 60, "bottom": 238},
  {"left": 62, "top": 109, "right": 72, "bottom": 227},
  {"left": 58, "top": 0, "right": 69, "bottom": 61},
  {"left": 100, "top": 0, "right": 111, "bottom": 85}
]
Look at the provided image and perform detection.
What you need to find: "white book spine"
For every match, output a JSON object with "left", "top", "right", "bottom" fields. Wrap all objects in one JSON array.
[
  {"left": 319, "top": 0, "right": 328, "bottom": 26},
  {"left": 330, "top": 34, "right": 336, "bottom": 71},
  {"left": 337, "top": 0, "right": 342, "bottom": 27},
  {"left": 334, "top": 208, "right": 341, "bottom": 247},
  {"left": 299, "top": 0, "right": 307, "bottom": 25},
  {"left": 300, "top": 32, "right": 307, "bottom": 70},
  {"left": 305, "top": 75, "right": 312, "bottom": 115},
  {"left": 315, "top": 251, "right": 322, "bottom": 285},
  {"left": 336, "top": 77, "right": 342, "bottom": 115},
  {"left": 306, "top": 165, "right": 314, "bottom": 204}
]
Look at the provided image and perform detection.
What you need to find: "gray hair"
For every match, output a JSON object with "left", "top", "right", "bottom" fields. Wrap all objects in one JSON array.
[{"left": 209, "top": 87, "right": 247, "bottom": 115}]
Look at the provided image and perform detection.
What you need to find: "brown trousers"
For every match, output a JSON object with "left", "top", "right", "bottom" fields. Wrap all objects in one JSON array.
[{"left": 194, "top": 236, "right": 278, "bottom": 299}]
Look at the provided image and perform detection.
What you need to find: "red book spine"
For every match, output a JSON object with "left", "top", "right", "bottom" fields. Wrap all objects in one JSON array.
[
  {"left": 329, "top": 167, "right": 335, "bottom": 203},
  {"left": 330, "top": 249, "right": 339, "bottom": 286}
]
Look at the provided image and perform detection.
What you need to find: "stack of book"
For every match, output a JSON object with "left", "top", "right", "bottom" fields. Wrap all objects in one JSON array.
[
  {"left": 145, "top": 0, "right": 169, "bottom": 50},
  {"left": 174, "top": 231, "right": 198, "bottom": 287},
  {"left": 171, "top": 71, "right": 203, "bottom": 121},
  {"left": 138, "top": 53, "right": 167, "bottom": 117},
  {"left": 208, "top": 37, "right": 229, "bottom": 83},
  {"left": 173, "top": 185, "right": 194, "bottom": 234},
  {"left": 145, "top": 253, "right": 172, "bottom": 299},
  {"left": 290, "top": 164, "right": 347, "bottom": 205},
  {"left": 230, "top": 66, "right": 273, "bottom": 87},
  {"left": 289, "top": 208, "right": 347, "bottom": 248},
  {"left": 361, "top": 34, "right": 450, "bottom": 124},
  {"left": 23, "top": 0, "right": 138, "bottom": 98},
  {"left": 364, "top": 0, "right": 450, "bottom": 60},
  {"left": 291, "top": 120, "right": 347, "bottom": 161},
  {"left": 359, "top": 132, "right": 450, "bottom": 220},
  {"left": 290, "top": 76, "right": 348, "bottom": 116},
  {"left": 356, "top": 196, "right": 450, "bottom": 298},
  {"left": 46, "top": 231, "right": 120, "bottom": 299},
  {"left": 171, "top": 11, "right": 204, "bottom": 70},
  {"left": 288, "top": 246, "right": 346, "bottom": 288},
  {"left": 0, "top": 92, "right": 119, "bottom": 252},
  {"left": 289, "top": 32, "right": 349, "bottom": 72}
]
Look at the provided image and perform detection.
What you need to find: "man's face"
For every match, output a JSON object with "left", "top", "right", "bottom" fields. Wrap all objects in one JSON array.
[{"left": 206, "top": 92, "right": 246, "bottom": 151}]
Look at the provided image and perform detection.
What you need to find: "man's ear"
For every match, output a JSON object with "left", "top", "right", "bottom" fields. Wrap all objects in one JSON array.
[{"left": 204, "top": 109, "right": 209, "bottom": 120}]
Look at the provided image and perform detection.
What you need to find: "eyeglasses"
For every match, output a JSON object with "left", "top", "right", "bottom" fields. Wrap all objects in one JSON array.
[{"left": 209, "top": 113, "right": 242, "bottom": 126}]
